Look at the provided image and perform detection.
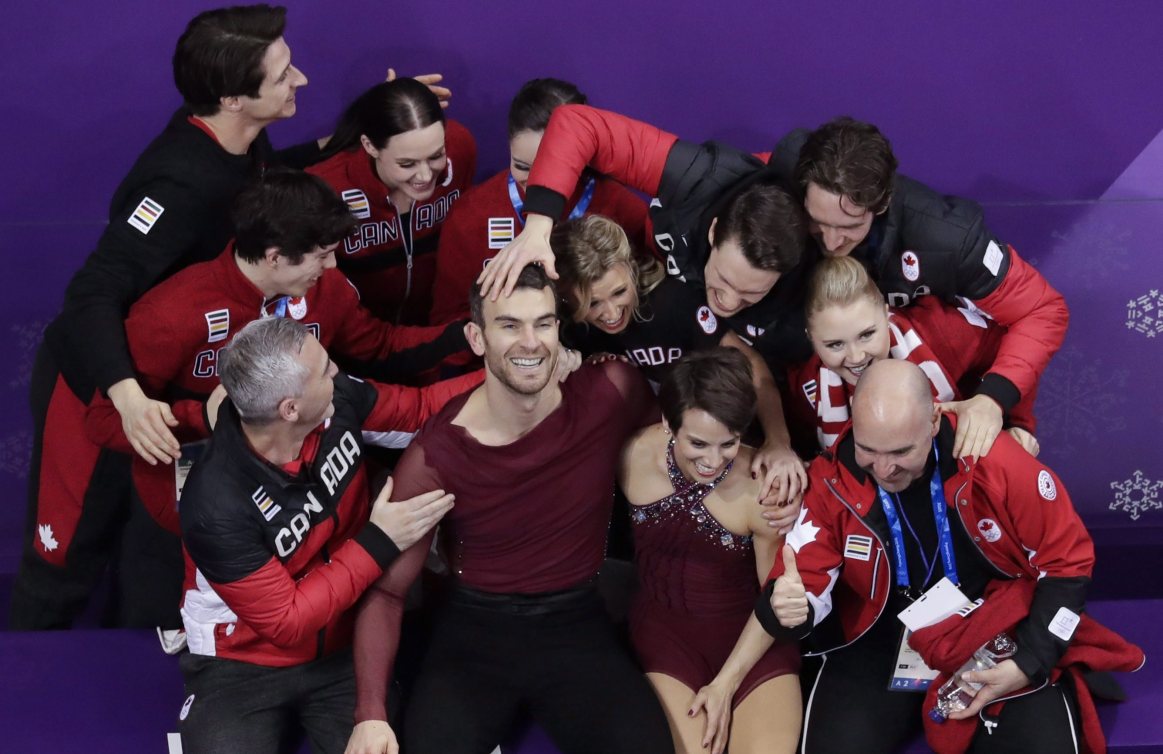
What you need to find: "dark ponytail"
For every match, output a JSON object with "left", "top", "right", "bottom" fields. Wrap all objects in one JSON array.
[
  {"left": 322, "top": 78, "right": 444, "bottom": 159},
  {"left": 507, "top": 78, "right": 587, "bottom": 139}
]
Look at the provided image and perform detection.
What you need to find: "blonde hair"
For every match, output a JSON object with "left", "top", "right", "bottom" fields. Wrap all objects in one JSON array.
[
  {"left": 551, "top": 215, "right": 665, "bottom": 323},
  {"left": 805, "top": 256, "right": 884, "bottom": 327}
]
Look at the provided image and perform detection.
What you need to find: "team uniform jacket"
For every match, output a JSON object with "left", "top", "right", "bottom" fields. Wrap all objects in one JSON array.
[
  {"left": 428, "top": 167, "right": 650, "bottom": 325},
  {"left": 562, "top": 277, "right": 723, "bottom": 386},
  {"left": 45, "top": 109, "right": 320, "bottom": 400},
  {"left": 759, "top": 418, "right": 1094, "bottom": 685},
  {"left": 523, "top": 105, "right": 813, "bottom": 367},
  {"left": 308, "top": 120, "right": 476, "bottom": 325},
  {"left": 769, "top": 130, "right": 1068, "bottom": 411},
  {"left": 84, "top": 246, "right": 475, "bottom": 533},
  {"left": 179, "top": 373, "right": 455, "bottom": 667},
  {"left": 787, "top": 296, "right": 1038, "bottom": 449}
]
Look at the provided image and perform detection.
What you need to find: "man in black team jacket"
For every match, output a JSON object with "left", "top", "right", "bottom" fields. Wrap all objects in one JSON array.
[
  {"left": 178, "top": 316, "right": 456, "bottom": 753},
  {"left": 11, "top": 5, "right": 321, "bottom": 629}
]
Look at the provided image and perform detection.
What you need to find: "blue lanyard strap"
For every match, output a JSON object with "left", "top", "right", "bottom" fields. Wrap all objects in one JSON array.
[
  {"left": 875, "top": 442, "right": 959, "bottom": 596},
  {"left": 508, "top": 175, "right": 596, "bottom": 226},
  {"left": 261, "top": 296, "right": 288, "bottom": 319}
]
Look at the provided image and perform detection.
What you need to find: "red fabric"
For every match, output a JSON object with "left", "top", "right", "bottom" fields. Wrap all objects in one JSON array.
[
  {"left": 308, "top": 120, "right": 477, "bottom": 324},
  {"left": 910, "top": 579, "right": 1144, "bottom": 754},
  {"left": 788, "top": 296, "right": 1039, "bottom": 451},
  {"left": 767, "top": 421, "right": 1094, "bottom": 650},
  {"left": 352, "top": 361, "right": 657, "bottom": 722},
  {"left": 527, "top": 104, "right": 678, "bottom": 201},
  {"left": 971, "top": 246, "right": 1068, "bottom": 402},
  {"left": 429, "top": 168, "right": 650, "bottom": 325},
  {"left": 84, "top": 245, "right": 454, "bottom": 533}
]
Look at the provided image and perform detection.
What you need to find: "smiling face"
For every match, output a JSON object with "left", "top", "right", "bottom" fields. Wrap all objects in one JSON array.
[
  {"left": 852, "top": 397, "right": 938, "bottom": 493},
  {"left": 267, "top": 242, "right": 339, "bottom": 298},
  {"left": 363, "top": 121, "right": 448, "bottom": 205},
  {"left": 579, "top": 262, "right": 636, "bottom": 334},
  {"left": 703, "top": 238, "right": 781, "bottom": 318},
  {"left": 808, "top": 296, "right": 891, "bottom": 385},
  {"left": 670, "top": 408, "right": 742, "bottom": 483},
  {"left": 238, "top": 37, "right": 307, "bottom": 123},
  {"left": 470, "top": 286, "right": 560, "bottom": 396},
  {"left": 804, "top": 182, "right": 877, "bottom": 257},
  {"left": 509, "top": 129, "right": 543, "bottom": 192}
]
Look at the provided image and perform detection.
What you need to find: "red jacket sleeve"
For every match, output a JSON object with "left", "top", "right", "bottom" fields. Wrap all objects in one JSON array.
[
  {"left": 353, "top": 442, "right": 444, "bottom": 722},
  {"left": 525, "top": 105, "right": 678, "bottom": 219},
  {"left": 210, "top": 534, "right": 389, "bottom": 649},
  {"left": 429, "top": 189, "right": 486, "bottom": 325},
  {"left": 360, "top": 370, "right": 483, "bottom": 436},
  {"left": 968, "top": 246, "right": 1068, "bottom": 408}
]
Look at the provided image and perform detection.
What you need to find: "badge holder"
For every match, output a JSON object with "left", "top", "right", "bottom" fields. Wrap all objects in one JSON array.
[{"left": 887, "top": 577, "right": 973, "bottom": 692}]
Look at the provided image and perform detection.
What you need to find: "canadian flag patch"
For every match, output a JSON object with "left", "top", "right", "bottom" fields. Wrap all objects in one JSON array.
[
  {"left": 901, "top": 251, "right": 920, "bottom": 282},
  {"left": 696, "top": 305, "right": 718, "bottom": 334},
  {"left": 976, "top": 518, "right": 1002, "bottom": 543}
]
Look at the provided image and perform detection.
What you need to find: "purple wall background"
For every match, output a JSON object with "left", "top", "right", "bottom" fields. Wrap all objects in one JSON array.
[{"left": 1, "top": 1, "right": 1160, "bottom": 573}]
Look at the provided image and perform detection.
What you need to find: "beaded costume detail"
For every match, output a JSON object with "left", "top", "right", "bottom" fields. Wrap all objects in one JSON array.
[{"left": 630, "top": 439, "right": 752, "bottom": 551}]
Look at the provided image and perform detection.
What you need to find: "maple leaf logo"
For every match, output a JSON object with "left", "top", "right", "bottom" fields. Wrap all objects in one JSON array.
[
  {"left": 980, "top": 521, "right": 994, "bottom": 531},
  {"left": 904, "top": 253, "right": 917, "bottom": 266},
  {"left": 699, "top": 309, "right": 709, "bottom": 321},
  {"left": 38, "top": 523, "right": 59, "bottom": 552}
]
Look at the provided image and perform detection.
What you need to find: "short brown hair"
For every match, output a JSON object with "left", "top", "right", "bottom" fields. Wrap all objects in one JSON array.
[
  {"left": 552, "top": 215, "right": 665, "bottom": 323},
  {"left": 795, "top": 117, "right": 898, "bottom": 214},
  {"left": 713, "top": 182, "right": 807, "bottom": 273},
  {"left": 469, "top": 264, "right": 559, "bottom": 326},
  {"left": 660, "top": 348, "right": 756, "bottom": 435}
]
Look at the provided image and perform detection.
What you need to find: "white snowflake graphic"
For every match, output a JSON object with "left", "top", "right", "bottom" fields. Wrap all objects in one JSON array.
[
  {"left": 0, "top": 430, "right": 32, "bottom": 478},
  {"left": 8, "top": 319, "right": 47, "bottom": 389},
  {"left": 1126, "top": 289, "right": 1163, "bottom": 339},
  {"left": 1035, "top": 346, "right": 1129, "bottom": 454},
  {"left": 38, "top": 523, "right": 59, "bottom": 552},
  {"left": 1109, "top": 470, "right": 1163, "bottom": 521}
]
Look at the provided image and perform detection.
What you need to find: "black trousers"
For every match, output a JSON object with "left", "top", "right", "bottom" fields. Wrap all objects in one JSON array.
[
  {"left": 179, "top": 649, "right": 356, "bottom": 754},
  {"left": 402, "top": 584, "right": 673, "bottom": 754},
  {"left": 802, "top": 627, "right": 1081, "bottom": 754}
]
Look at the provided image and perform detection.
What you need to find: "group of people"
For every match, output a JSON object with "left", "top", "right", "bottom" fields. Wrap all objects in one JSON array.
[{"left": 13, "top": 4, "right": 1143, "bottom": 754}]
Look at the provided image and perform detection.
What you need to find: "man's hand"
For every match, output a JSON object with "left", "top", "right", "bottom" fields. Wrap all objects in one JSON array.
[
  {"left": 947, "top": 659, "right": 1030, "bottom": 720},
  {"left": 385, "top": 68, "right": 451, "bottom": 108},
  {"left": 107, "top": 378, "right": 180, "bottom": 465},
  {"left": 345, "top": 720, "right": 398, "bottom": 754},
  {"left": 206, "top": 384, "right": 228, "bottom": 431},
  {"left": 369, "top": 477, "right": 454, "bottom": 550},
  {"left": 939, "top": 393, "right": 1004, "bottom": 459},
  {"left": 553, "top": 345, "right": 583, "bottom": 383},
  {"left": 752, "top": 442, "right": 807, "bottom": 506},
  {"left": 477, "top": 214, "right": 556, "bottom": 300},
  {"left": 1006, "top": 426, "right": 1040, "bottom": 457},
  {"left": 688, "top": 677, "right": 739, "bottom": 754},
  {"left": 771, "top": 545, "right": 808, "bottom": 628}
]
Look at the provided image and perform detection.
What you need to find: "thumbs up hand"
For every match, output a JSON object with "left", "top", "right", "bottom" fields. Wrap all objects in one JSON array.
[{"left": 772, "top": 544, "right": 809, "bottom": 628}]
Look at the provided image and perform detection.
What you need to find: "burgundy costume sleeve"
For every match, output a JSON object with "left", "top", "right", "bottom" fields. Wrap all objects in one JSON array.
[
  {"left": 601, "top": 360, "right": 660, "bottom": 431},
  {"left": 353, "top": 443, "right": 445, "bottom": 723},
  {"left": 524, "top": 105, "right": 678, "bottom": 219},
  {"left": 967, "top": 247, "right": 1068, "bottom": 408}
]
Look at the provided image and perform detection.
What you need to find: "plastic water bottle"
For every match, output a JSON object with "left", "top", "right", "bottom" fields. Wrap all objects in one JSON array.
[{"left": 929, "top": 632, "right": 1017, "bottom": 722}]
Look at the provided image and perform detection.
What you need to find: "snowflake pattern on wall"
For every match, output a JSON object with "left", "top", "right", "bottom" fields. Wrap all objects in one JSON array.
[
  {"left": 1049, "top": 222, "right": 1133, "bottom": 292},
  {"left": 1109, "top": 470, "right": 1163, "bottom": 521},
  {"left": 1126, "top": 289, "right": 1163, "bottom": 338},
  {"left": 8, "top": 319, "right": 47, "bottom": 389},
  {"left": 0, "top": 430, "right": 32, "bottom": 479},
  {"left": 1035, "top": 346, "right": 1129, "bottom": 455}
]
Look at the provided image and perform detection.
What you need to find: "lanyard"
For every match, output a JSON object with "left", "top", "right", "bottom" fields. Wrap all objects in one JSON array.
[
  {"left": 508, "top": 174, "right": 596, "bottom": 226},
  {"left": 261, "top": 296, "right": 288, "bottom": 319},
  {"left": 875, "top": 442, "right": 959, "bottom": 596}
]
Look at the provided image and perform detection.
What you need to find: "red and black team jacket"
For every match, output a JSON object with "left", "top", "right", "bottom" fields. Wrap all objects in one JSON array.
[
  {"left": 770, "top": 129, "right": 1068, "bottom": 413},
  {"left": 308, "top": 120, "right": 477, "bottom": 325},
  {"left": 46, "top": 108, "right": 320, "bottom": 400},
  {"left": 521, "top": 104, "right": 814, "bottom": 367},
  {"left": 758, "top": 417, "right": 1093, "bottom": 685},
  {"left": 179, "top": 372, "right": 472, "bottom": 667},
  {"left": 84, "top": 246, "right": 473, "bottom": 533},
  {"left": 428, "top": 167, "right": 650, "bottom": 325}
]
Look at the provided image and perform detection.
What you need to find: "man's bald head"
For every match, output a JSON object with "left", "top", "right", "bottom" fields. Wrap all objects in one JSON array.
[{"left": 851, "top": 360, "right": 940, "bottom": 492}]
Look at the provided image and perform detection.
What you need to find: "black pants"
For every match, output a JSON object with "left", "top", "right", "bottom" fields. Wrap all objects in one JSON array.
[
  {"left": 402, "top": 584, "right": 673, "bottom": 754},
  {"left": 179, "top": 649, "right": 356, "bottom": 754},
  {"left": 803, "top": 629, "right": 1081, "bottom": 754}
]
